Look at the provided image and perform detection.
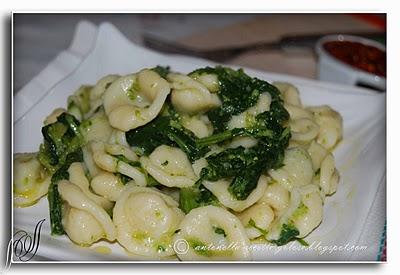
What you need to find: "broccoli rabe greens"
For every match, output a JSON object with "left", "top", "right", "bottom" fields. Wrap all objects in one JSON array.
[
  {"left": 189, "top": 67, "right": 283, "bottom": 133},
  {"left": 179, "top": 181, "right": 219, "bottom": 214},
  {"left": 126, "top": 66, "right": 290, "bottom": 203},
  {"left": 151, "top": 65, "right": 171, "bottom": 79},
  {"left": 38, "top": 113, "right": 84, "bottom": 174},
  {"left": 14, "top": 62, "right": 345, "bottom": 259},
  {"left": 199, "top": 137, "right": 289, "bottom": 201},
  {"left": 47, "top": 149, "right": 83, "bottom": 235},
  {"left": 197, "top": 67, "right": 290, "bottom": 200},
  {"left": 67, "top": 85, "right": 92, "bottom": 120},
  {"left": 248, "top": 221, "right": 308, "bottom": 247},
  {"left": 126, "top": 109, "right": 210, "bottom": 162},
  {"left": 270, "top": 223, "right": 311, "bottom": 247},
  {"left": 38, "top": 113, "right": 86, "bottom": 235},
  {"left": 39, "top": 65, "right": 291, "bottom": 237}
]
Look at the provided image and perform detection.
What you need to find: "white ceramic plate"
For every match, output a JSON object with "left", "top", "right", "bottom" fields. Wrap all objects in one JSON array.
[{"left": 13, "top": 22, "right": 386, "bottom": 262}]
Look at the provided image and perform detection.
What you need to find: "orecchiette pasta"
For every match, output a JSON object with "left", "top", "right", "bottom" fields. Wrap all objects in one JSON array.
[
  {"left": 67, "top": 85, "right": 92, "bottom": 121},
  {"left": 192, "top": 158, "right": 268, "bottom": 212},
  {"left": 67, "top": 162, "right": 114, "bottom": 211},
  {"left": 105, "top": 143, "right": 139, "bottom": 161},
  {"left": 108, "top": 129, "right": 130, "bottom": 147},
  {"left": 190, "top": 72, "right": 220, "bottom": 92},
  {"left": 227, "top": 136, "right": 258, "bottom": 149},
  {"left": 227, "top": 93, "right": 271, "bottom": 130},
  {"left": 289, "top": 118, "right": 320, "bottom": 143},
  {"left": 307, "top": 140, "right": 340, "bottom": 196},
  {"left": 285, "top": 103, "right": 319, "bottom": 144},
  {"left": 307, "top": 105, "right": 343, "bottom": 150},
  {"left": 113, "top": 186, "right": 184, "bottom": 257},
  {"left": 289, "top": 185, "right": 323, "bottom": 238},
  {"left": 173, "top": 205, "right": 251, "bottom": 260},
  {"left": 238, "top": 202, "right": 275, "bottom": 239},
  {"left": 319, "top": 153, "right": 340, "bottom": 196},
  {"left": 201, "top": 175, "right": 268, "bottom": 212},
  {"left": 168, "top": 73, "right": 221, "bottom": 114},
  {"left": 85, "top": 75, "right": 120, "bottom": 119},
  {"left": 62, "top": 207, "right": 106, "bottom": 246},
  {"left": 58, "top": 181, "right": 116, "bottom": 245},
  {"left": 90, "top": 74, "right": 120, "bottom": 102},
  {"left": 258, "top": 180, "right": 290, "bottom": 216},
  {"left": 267, "top": 187, "right": 302, "bottom": 241},
  {"left": 268, "top": 147, "right": 314, "bottom": 190},
  {"left": 91, "top": 141, "right": 147, "bottom": 186},
  {"left": 307, "top": 140, "right": 329, "bottom": 171},
  {"left": 267, "top": 184, "right": 323, "bottom": 240},
  {"left": 16, "top": 66, "right": 344, "bottom": 259},
  {"left": 80, "top": 109, "right": 113, "bottom": 143},
  {"left": 284, "top": 104, "right": 314, "bottom": 120},
  {"left": 82, "top": 143, "right": 101, "bottom": 178},
  {"left": 13, "top": 153, "right": 51, "bottom": 207},
  {"left": 104, "top": 70, "right": 171, "bottom": 131},
  {"left": 158, "top": 186, "right": 181, "bottom": 203},
  {"left": 273, "top": 82, "right": 302, "bottom": 107},
  {"left": 140, "top": 145, "right": 198, "bottom": 188},
  {"left": 180, "top": 114, "right": 213, "bottom": 138},
  {"left": 91, "top": 171, "right": 129, "bottom": 201},
  {"left": 43, "top": 108, "right": 66, "bottom": 126}
]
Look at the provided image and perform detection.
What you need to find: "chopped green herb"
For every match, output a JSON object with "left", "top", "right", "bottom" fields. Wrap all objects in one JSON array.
[
  {"left": 127, "top": 80, "right": 141, "bottom": 101},
  {"left": 179, "top": 181, "right": 219, "bottom": 214},
  {"left": 213, "top": 226, "right": 227, "bottom": 237},
  {"left": 113, "top": 154, "right": 141, "bottom": 167},
  {"left": 187, "top": 238, "right": 212, "bottom": 257},
  {"left": 151, "top": 66, "right": 171, "bottom": 79},
  {"left": 157, "top": 245, "right": 166, "bottom": 252},
  {"left": 48, "top": 149, "right": 83, "bottom": 235},
  {"left": 80, "top": 119, "right": 92, "bottom": 129},
  {"left": 146, "top": 175, "right": 161, "bottom": 187},
  {"left": 270, "top": 224, "right": 300, "bottom": 246},
  {"left": 38, "top": 113, "right": 84, "bottom": 174},
  {"left": 104, "top": 82, "right": 112, "bottom": 90},
  {"left": 248, "top": 218, "right": 268, "bottom": 236},
  {"left": 290, "top": 202, "right": 309, "bottom": 221},
  {"left": 67, "top": 85, "right": 92, "bottom": 118},
  {"left": 114, "top": 172, "right": 133, "bottom": 185},
  {"left": 296, "top": 238, "right": 309, "bottom": 247}
]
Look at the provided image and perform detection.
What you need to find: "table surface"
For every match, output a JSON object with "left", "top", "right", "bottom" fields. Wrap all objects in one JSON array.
[
  {"left": 13, "top": 14, "right": 253, "bottom": 91},
  {"left": 14, "top": 14, "right": 384, "bottom": 92}
]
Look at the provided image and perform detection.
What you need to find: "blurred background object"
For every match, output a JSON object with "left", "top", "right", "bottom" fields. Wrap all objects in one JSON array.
[
  {"left": 316, "top": 34, "right": 386, "bottom": 91},
  {"left": 14, "top": 13, "right": 386, "bottom": 92},
  {"left": 13, "top": 14, "right": 252, "bottom": 91}
]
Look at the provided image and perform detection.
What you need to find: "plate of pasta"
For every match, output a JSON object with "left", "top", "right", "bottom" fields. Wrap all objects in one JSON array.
[{"left": 13, "top": 22, "right": 386, "bottom": 262}]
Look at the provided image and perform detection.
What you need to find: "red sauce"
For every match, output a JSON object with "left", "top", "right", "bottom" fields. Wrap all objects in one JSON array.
[{"left": 323, "top": 41, "right": 386, "bottom": 77}]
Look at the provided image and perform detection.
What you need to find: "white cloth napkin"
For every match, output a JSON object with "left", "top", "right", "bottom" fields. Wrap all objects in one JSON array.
[{"left": 14, "top": 20, "right": 98, "bottom": 121}]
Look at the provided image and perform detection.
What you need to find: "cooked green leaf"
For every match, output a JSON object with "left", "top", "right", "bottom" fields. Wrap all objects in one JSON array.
[
  {"left": 179, "top": 182, "right": 219, "bottom": 214},
  {"left": 270, "top": 224, "right": 300, "bottom": 246},
  {"left": 248, "top": 218, "right": 268, "bottom": 236},
  {"left": 152, "top": 66, "right": 171, "bottom": 79}
]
